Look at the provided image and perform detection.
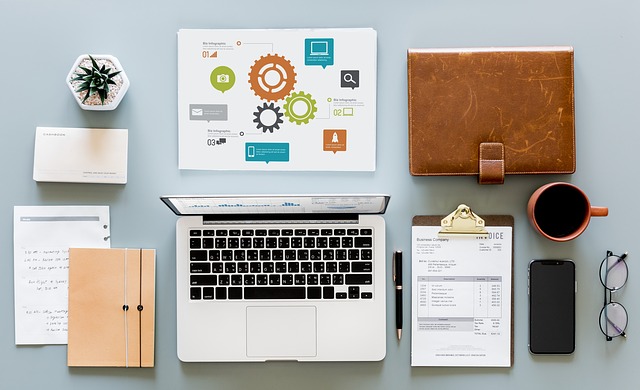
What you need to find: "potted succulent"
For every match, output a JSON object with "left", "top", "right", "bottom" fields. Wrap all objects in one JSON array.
[{"left": 66, "top": 54, "right": 130, "bottom": 111}]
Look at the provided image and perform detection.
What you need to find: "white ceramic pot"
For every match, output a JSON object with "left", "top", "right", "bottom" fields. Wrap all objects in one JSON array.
[{"left": 66, "top": 54, "right": 130, "bottom": 111}]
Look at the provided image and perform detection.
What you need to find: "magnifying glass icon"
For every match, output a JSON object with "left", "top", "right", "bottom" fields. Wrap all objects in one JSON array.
[{"left": 343, "top": 73, "right": 356, "bottom": 84}]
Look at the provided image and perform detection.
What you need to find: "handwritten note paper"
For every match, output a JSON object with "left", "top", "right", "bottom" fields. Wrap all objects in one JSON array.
[{"left": 13, "top": 206, "right": 110, "bottom": 345}]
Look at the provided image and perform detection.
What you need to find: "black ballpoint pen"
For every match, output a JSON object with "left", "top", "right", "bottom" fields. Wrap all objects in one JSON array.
[{"left": 393, "top": 250, "right": 403, "bottom": 340}]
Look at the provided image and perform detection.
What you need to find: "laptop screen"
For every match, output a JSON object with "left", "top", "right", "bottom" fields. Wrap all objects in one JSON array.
[{"left": 161, "top": 195, "right": 390, "bottom": 216}]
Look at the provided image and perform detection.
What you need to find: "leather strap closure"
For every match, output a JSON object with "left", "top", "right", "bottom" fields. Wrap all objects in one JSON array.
[{"left": 478, "top": 142, "right": 505, "bottom": 185}]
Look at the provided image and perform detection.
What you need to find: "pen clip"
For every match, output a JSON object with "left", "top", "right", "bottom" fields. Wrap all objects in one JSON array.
[{"left": 392, "top": 252, "right": 397, "bottom": 283}]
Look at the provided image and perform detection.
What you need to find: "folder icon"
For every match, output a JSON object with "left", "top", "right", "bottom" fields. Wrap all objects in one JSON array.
[
  {"left": 67, "top": 248, "right": 156, "bottom": 367},
  {"left": 191, "top": 108, "right": 203, "bottom": 116}
]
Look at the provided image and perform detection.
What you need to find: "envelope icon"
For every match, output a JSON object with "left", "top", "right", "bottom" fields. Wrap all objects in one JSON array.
[{"left": 191, "top": 108, "right": 203, "bottom": 116}]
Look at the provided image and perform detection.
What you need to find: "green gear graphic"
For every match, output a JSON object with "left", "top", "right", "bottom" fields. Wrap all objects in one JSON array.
[{"left": 283, "top": 91, "right": 317, "bottom": 125}]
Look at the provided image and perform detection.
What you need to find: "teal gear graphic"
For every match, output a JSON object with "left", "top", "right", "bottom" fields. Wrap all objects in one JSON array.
[
  {"left": 253, "top": 102, "right": 284, "bottom": 133},
  {"left": 283, "top": 91, "right": 317, "bottom": 125}
]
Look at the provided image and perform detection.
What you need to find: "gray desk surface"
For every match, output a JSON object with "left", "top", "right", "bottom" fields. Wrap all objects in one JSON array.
[{"left": 1, "top": 0, "right": 637, "bottom": 388}]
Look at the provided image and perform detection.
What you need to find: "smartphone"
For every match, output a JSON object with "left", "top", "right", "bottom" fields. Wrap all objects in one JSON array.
[{"left": 528, "top": 259, "right": 576, "bottom": 354}]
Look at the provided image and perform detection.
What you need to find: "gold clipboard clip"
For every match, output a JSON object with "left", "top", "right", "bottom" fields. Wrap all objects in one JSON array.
[{"left": 439, "top": 204, "right": 488, "bottom": 237}]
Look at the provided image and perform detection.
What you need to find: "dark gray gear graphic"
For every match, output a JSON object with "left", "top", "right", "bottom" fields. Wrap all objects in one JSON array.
[{"left": 253, "top": 102, "right": 284, "bottom": 133}]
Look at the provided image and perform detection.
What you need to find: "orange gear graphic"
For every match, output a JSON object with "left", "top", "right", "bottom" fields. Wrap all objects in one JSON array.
[{"left": 248, "top": 54, "right": 297, "bottom": 102}]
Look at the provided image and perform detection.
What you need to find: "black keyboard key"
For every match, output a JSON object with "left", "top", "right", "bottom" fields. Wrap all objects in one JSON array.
[
  {"left": 352, "top": 262, "right": 372, "bottom": 273},
  {"left": 291, "top": 237, "right": 303, "bottom": 248},
  {"left": 308, "top": 229, "right": 320, "bottom": 236},
  {"left": 202, "top": 238, "right": 214, "bottom": 248},
  {"left": 278, "top": 237, "right": 290, "bottom": 248},
  {"left": 334, "top": 229, "right": 346, "bottom": 236},
  {"left": 253, "top": 237, "right": 265, "bottom": 248},
  {"left": 216, "top": 230, "right": 228, "bottom": 236},
  {"left": 326, "top": 261, "right": 337, "bottom": 272},
  {"left": 266, "top": 237, "right": 278, "bottom": 248},
  {"left": 320, "top": 274, "right": 331, "bottom": 285},
  {"left": 191, "top": 275, "right": 217, "bottom": 286},
  {"left": 244, "top": 275, "right": 255, "bottom": 285},
  {"left": 285, "top": 250, "right": 296, "bottom": 260},
  {"left": 247, "top": 250, "right": 259, "bottom": 261},
  {"left": 269, "top": 274, "right": 280, "bottom": 285},
  {"left": 229, "top": 287, "right": 242, "bottom": 299},
  {"left": 342, "top": 237, "right": 353, "bottom": 248},
  {"left": 333, "top": 274, "right": 344, "bottom": 285},
  {"left": 323, "top": 250, "right": 334, "bottom": 260},
  {"left": 257, "top": 274, "right": 268, "bottom": 285},
  {"left": 215, "top": 238, "right": 226, "bottom": 248},
  {"left": 346, "top": 274, "right": 373, "bottom": 285},
  {"left": 339, "top": 262, "right": 350, "bottom": 272},
  {"left": 190, "top": 262, "right": 210, "bottom": 273},
  {"left": 242, "top": 229, "right": 254, "bottom": 236},
  {"left": 211, "top": 263, "right": 224, "bottom": 273},
  {"left": 228, "top": 237, "right": 240, "bottom": 248},
  {"left": 307, "top": 286, "right": 322, "bottom": 299},
  {"left": 300, "top": 262, "right": 312, "bottom": 272},
  {"left": 354, "top": 237, "right": 373, "bottom": 248},
  {"left": 282, "top": 229, "right": 294, "bottom": 236},
  {"left": 329, "top": 237, "right": 341, "bottom": 248},
  {"left": 349, "top": 286, "right": 360, "bottom": 299},
  {"left": 190, "top": 230, "right": 202, "bottom": 236},
  {"left": 229, "top": 230, "right": 241, "bottom": 236},
  {"left": 361, "top": 249, "right": 373, "bottom": 260},
  {"left": 316, "top": 237, "right": 328, "bottom": 248},
  {"left": 190, "top": 250, "right": 207, "bottom": 261},
  {"left": 190, "top": 287, "right": 202, "bottom": 299},
  {"left": 321, "top": 229, "right": 333, "bottom": 236},
  {"left": 234, "top": 250, "right": 246, "bottom": 261},
  {"left": 360, "top": 229, "right": 373, "bottom": 235},
  {"left": 294, "top": 229, "right": 306, "bottom": 236},
  {"left": 294, "top": 274, "right": 306, "bottom": 285},
  {"left": 307, "top": 274, "right": 318, "bottom": 285},
  {"left": 348, "top": 249, "right": 360, "bottom": 260},
  {"left": 336, "top": 250, "right": 347, "bottom": 260},
  {"left": 275, "top": 262, "right": 287, "bottom": 273},
  {"left": 255, "top": 229, "right": 268, "bottom": 236},
  {"left": 231, "top": 275, "right": 243, "bottom": 285},
  {"left": 244, "top": 287, "right": 306, "bottom": 299},
  {"left": 297, "top": 250, "right": 309, "bottom": 260},
  {"left": 347, "top": 229, "right": 359, "bottom": 236},
  {"left": 263, "top": 263, "right": 274, "bottom": 273},
  {"left": 241, "top": 238, "right": 252, "bottom": 248},
  {"left": 215, "top": 287, "right": 227, "bottom": 299},
  {"left": 310, "top": 250, "right": 321, "bottom": 260},
  {"left": 361, "top": 292, "right": 373, "bottom": 299},
  {"left": 203, "top": 230, "right": 215, "bottom": 236},
  {"left": 282, "top": 274, "right": 294, "bottom": 285},
  {"left": 323, "top": 286, "right": 335, "bottom": 299},
  {"left": 336, "top": 292, "right": 347, "bottom": 299},
  {"left": 190, "top": 238, "right": 201, "bottom": 249},
  {"left": 268, "top": 229, "right": 280, "bottom": 236},
  {"left": 272, "top": 250, "right": 284, "bottom": 260},
  {"left": 219, "top": 275, "right": 230, "bottom": 285},
  {"left": 260, "top": 250, "right": 271, "bottom": 261},
  {"left": 250, "top": 262, "right": 261, "bottom": 273},
  {"left": 304, "top": 237, "right": 315, "bottom": 248},
  {"left": 203, "top": 287, "right": 214, "bottom": 300},
  {"left": 288, "top": 262, "right": 300, "bottom": 273},
  {"left": 224, "top": 262, "right": 236, "bottom": 273},
  {"left": 237, "top": 262, "right": 249, "bottom": 273},
  {"left": 209, "top": 250, "right": 221, "bottom": 261},
  {"left": 313, "top": 261, "right": 324, "bottom": 273},
  {"left": 221, "top": 250, "right": 233, "bottom": 261}
]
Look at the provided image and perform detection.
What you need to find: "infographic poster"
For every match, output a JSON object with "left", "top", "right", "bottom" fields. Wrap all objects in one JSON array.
[{"left": 177, "top": 28, "right": 377, "bottom": 171}]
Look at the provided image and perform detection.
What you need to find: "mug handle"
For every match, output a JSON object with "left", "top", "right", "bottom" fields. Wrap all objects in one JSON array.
[{"left": 591, "top": 206, "right": 609, "bottom": 217}]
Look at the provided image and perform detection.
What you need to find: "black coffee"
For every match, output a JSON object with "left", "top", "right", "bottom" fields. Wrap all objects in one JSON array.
[{"left": 534, "top": 185, "right": 588, "bottom": 238}]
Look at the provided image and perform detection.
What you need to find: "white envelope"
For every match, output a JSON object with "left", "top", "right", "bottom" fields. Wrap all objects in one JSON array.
[
  {"left": 191, "top": 108, "right": 203, "bottom": 116},
  {"left": 33, "top": 127, "right": 128, "bottom": 184}
]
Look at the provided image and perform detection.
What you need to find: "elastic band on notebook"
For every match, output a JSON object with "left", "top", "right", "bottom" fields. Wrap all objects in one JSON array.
[{"left": 123, "top": 248, "right": 129, "bottom": 368}]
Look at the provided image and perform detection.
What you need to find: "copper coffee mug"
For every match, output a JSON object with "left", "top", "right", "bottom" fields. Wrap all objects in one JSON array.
[{"left": 527, "top": 182, "right": 608, "bottom": 242}]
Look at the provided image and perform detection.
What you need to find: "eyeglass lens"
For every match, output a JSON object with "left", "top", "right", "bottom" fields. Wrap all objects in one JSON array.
[{"left": 599, "top": 251, "right": 628, "bottom": 340}]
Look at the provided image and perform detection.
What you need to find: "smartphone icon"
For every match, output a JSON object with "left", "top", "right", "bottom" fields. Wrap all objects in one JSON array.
[
  {"left": 247, "top": 146, "right": 255, "bottom": 158},
  {"left": 528, "top": 259, "right": 576, "bottom": 354}
]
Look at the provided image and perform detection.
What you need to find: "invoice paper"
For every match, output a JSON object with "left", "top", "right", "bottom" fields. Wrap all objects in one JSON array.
[{"left": 411, "top": 226, "right": 512, "bottom": 367}]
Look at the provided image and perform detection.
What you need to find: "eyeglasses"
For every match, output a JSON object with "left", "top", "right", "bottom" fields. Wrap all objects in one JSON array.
[{"left": 599, "top": 250, "right": 629, "bottom": 341}]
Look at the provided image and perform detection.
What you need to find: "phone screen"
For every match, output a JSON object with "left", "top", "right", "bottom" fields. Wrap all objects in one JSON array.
[{"left": 528, "top": 259, "right": 575, "bottom": 354}]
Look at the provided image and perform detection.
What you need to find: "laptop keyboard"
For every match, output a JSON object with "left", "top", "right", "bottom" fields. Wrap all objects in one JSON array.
[{"left": 188, "top": 227, "right": 375, "bottom": 300}]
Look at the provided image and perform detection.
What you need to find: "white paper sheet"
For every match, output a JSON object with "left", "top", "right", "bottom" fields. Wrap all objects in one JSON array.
[
  {"left": 411, "top": 226, "right": 512, "bottom": 367},
  {"left": 177, "top": 28, "right": 377, "bottom": 171},
  {"left": 13, "top": 206, "right": 110, "bottom": 345}
]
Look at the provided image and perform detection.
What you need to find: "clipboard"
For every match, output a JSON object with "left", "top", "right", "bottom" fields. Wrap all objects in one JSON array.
[{"left": 411, "top": 205, "right": 514, "bottom": 367}]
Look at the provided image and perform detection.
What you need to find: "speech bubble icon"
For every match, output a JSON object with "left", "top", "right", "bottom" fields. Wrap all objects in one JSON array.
[
  {"left": 305, "top": 38, "right": 334, "bottom": 69},
  {"left": 245, "top": 142, "right": 290, "bottom": 163},
  {"left": 323, "top": 129, "right": 347, "bottom": 154},
  {"left": 210, "top": 66, "right": 236, "bottom": 93}
]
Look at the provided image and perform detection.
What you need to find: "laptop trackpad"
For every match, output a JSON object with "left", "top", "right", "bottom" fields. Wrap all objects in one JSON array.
[{"left": 246, "top": 306, "right": 317, "bottom": 358}]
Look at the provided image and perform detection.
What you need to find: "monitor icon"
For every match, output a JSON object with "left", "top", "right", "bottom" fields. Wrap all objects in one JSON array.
[{"left": 310, "top": 41, "right": 329, "bottom": 56}]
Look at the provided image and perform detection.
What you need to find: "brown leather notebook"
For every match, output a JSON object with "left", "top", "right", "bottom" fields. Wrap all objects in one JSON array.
[
  {"left": 408, "top": 46, "right": 575, "bottom": 184},
  {"left": 67, "top": 248, "right": 156, "bottom": 367}
]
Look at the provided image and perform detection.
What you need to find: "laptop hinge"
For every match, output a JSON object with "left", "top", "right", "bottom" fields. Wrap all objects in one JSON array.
[{"left": 202, "top": 213, "right": 359, "bottom": 225}]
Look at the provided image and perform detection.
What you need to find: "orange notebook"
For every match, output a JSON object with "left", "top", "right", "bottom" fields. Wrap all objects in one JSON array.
[{"left": 67, "top": 248, "right": 155, "bottom": 367}]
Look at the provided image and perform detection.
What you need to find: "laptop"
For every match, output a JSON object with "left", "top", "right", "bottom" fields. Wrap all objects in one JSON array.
[{"left": 161, "top": 194, "right": 390, "bottom": 362}]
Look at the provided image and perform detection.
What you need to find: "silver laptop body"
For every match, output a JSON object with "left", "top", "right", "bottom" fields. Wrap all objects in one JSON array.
[{"left": 161, "top": 194, "right": 390, "bottom": 362}]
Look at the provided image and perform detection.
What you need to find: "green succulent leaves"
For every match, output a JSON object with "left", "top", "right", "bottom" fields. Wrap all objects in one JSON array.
[{"left": 71, "top": 55, "right": 122, "bottom": 105}]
